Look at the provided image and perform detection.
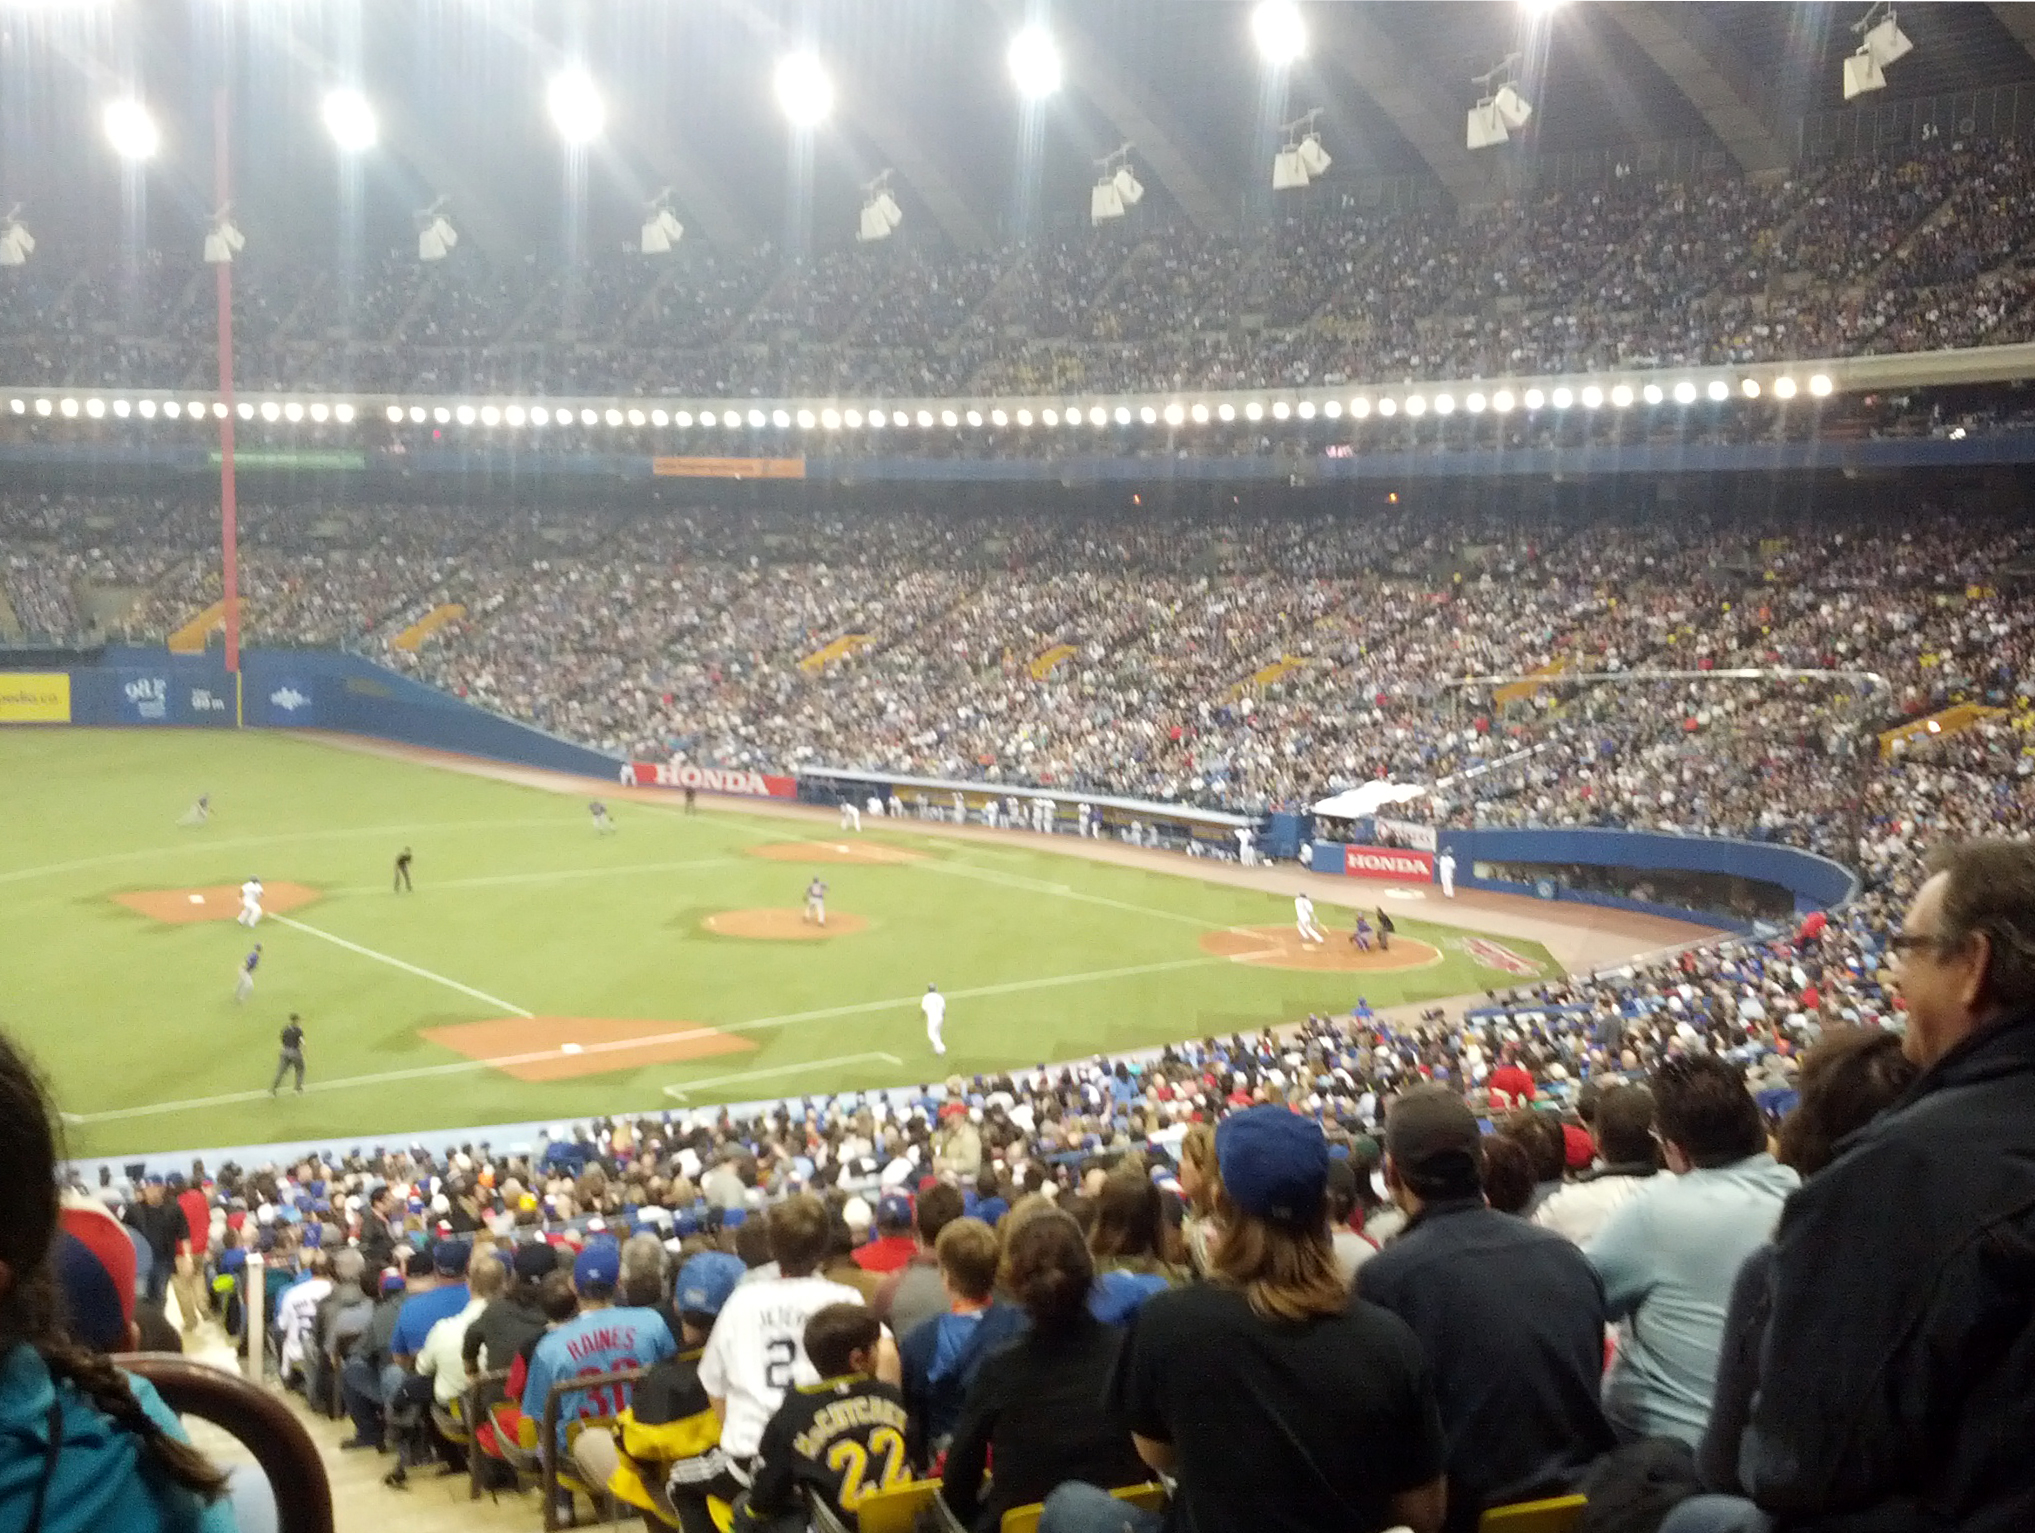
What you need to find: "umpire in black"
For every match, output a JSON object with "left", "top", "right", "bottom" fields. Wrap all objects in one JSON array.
[{"left": 271, "top": 1013, "right": 307, "bottom": 1095}]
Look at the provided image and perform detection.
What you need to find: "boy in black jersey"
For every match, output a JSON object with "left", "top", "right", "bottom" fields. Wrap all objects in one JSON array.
[{"left": 733, "top": 1304, "right": 911, "bottom": 1533}]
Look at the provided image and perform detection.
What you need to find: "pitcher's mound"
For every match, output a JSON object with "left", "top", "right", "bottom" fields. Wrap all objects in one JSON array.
[
  {"left": 114, "top": 882, "right": 322, "bottom": 925},
  {"left": 704, "top": 909, "right": 871, "bottom": 940},
  {"left": 1200, "top": 925, "right": 1442, "bottom": 971},
  {"left": 748, "top": 841, "right": 920, "bottom": 865}
]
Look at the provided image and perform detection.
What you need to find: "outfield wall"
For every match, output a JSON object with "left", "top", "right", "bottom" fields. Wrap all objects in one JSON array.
[{"left": 0, "top": 646, "right": 622, "bottom": 778}]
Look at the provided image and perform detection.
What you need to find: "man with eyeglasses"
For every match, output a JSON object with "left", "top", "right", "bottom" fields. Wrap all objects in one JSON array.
[{"left": 1663, "top": 840, "right": 2035, "bottom": 1533}]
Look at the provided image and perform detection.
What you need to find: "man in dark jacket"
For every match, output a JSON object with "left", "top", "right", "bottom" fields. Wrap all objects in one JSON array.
[
  {"left": 1673, "top": 841, "right": 2035, "bottom": 1533},
  {"left": 898, "top": 1217, "right": 1025, "bottom": 1468},
  {"left": 1360, "top": 1086, "right": 1613, "bottom": 1533}
]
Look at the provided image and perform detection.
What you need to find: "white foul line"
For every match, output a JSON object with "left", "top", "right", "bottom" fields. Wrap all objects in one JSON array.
[
  {"left": 65, "top": 953, "right": 1227, "bottom": 1125},
  {"left": 271, "top": 914, "right": 534, "bottom": 1018},
  {"left": 663, "top": 1052, "right": 902, "bottom": 1101}
]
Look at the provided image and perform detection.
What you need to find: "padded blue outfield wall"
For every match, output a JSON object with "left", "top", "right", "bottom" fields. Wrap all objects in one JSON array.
[
  {"left": 1440, "top": 826, "right": 1858, "bottom": 932},
  {"left": 10, "top": 645, "right": 621, "bottom": 778}
]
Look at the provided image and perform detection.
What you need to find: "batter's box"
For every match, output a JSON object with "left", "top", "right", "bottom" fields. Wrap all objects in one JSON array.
[{"left": 421, "top": 1016, "right": 757, "bottom": 1082}]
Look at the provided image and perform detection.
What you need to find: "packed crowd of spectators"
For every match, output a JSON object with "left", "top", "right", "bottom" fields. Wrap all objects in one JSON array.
[{"left": 7, "top": 137, "right": 2035, "bottom": 400}]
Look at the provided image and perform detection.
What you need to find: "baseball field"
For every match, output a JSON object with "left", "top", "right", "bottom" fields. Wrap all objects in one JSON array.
[{"left": 0, "top": 729, "right": 1559, "bottom": 1157}]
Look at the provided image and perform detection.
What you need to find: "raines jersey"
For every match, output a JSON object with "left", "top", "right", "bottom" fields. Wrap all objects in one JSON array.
[
  {"left": 697, "top": 1275, "right": 863, "bottom": 1457},
  {"left": 746, "top": 1374, "right": 912, "bottom": 1519}
]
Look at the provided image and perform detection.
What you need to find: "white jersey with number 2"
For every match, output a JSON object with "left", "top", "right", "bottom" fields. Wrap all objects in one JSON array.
[{"left": 698, "top": 1273, "right": 862, "bottom": 1459}]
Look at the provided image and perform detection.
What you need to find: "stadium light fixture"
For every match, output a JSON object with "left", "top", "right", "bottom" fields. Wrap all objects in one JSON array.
[
  {"left": 1706, "top": 379, "right": 1730, "bottom": 402},
  {"left": 334, "top": 402, "right": 355, "bottom": 424},
  {"left": 1322, "top": 399, "right": 1342, "bottom": 419},
  {"left": 1164, "top": 403, "right": 1185, "bottom": 425},
  {"left": 1008, "top": 27, "right": 1062, "bottom": 100},
  {"left": 1741, "top": 378, "right": 1762, "bottom": 399},
  {"left": 1272, "top": 401, "right": 1291, "bottom": 420},
  {"left": 1843, "top": 3, "right": 1912, "bottom": 100},
  {"left": 1252, "top": 0, "right": 1307, "bottom": 66},
  {"left": 139, "top": 399, "right": 157, "bottom": 418},
  {"left": 1809, "top": 373, "right": 1834, "bottom": 397},
  {"left": 1091, "top": 144, "right": 1142, "bottom": 224},
  {"left": 85, "top": 397, "right": 104, "bottom": 418},
  {"left": 1467, "top": 54, "right": 1531, "bottom": 150},
  {"left": 1610, "top": 384, "right": 1633, "bottom": 408},
  {"left": 1673, "top": 380, "right": 1698, "bottom": 404},
  {"left": 284, "top": 402, "right": 303, "bottom": 422},
  {"left": 309, "top": 402, "right": 329, "bottom": 422},
  {"left": 33, "top": 397, "right": 51, "bottom": 416},
  {"left": 103, "top": 99, "right": 159, "bottom": 161},
  {"left": 858, "top": 169, "right": 903, "bottom": 242},
  {"left": 321, "top": 88, "right": 377, "bottom": 152},
  {"left": 258, "top": 401, "right": 279, "bottom": 422},
  {"left": 920, "top": 409, "right": 939, "bottom": 428},
  {"left": 1351, "top": 397, "right": 1370, "bottom": 418},
  {"left": 1404, "top": 395, "right": 1427, "bottom": 417},
  {"left": 1643, "top": 382, "right": 1664, "bottom": 405},
  {"left": 775, "top": 52, "right": 834, "bottom": 128},
  {"left": 58, "top": 397, "right": 77, "bottom": 417},
  {"left": 1434, "top": 393, "right": 1455, "bottom": 415},
  {"left": 989, "top": 409, "right": 1007, "bottom": 427},
  {"left": 1273, "top": 108, "right": 1330, "bottom": 190},
  {"left": 1017, "top": 408, "right": 1034, "bottom": 426},
  {"left": 236, "top": 401, "right": 255, "bottom": 421},
  {"left": 1217, "top": 403, "right": 1235, "bottom": 422},
  {"left": 641, "top": 188, "right": 684, "bottom": 254},
  {"left": 203, "top": 206, "right": 245, "bottom": 265},
  {"left": 1774, "top": 376, "right": 1798, "bottom": 400},
  {"left": 1550, "top": 386, "right": 1573, "bottom": 409},
  {"left": 0, "top": 206, "right": 33, "bottom": 266},
  {"left": 1140, "top": 405, "right": 1158, "bottom": 425},
  {"left": 415, "top": 197, "right": 457, "bottom": 262},
  {"left": 1524, "top": 388, "right": 1546, "bottom": 410},
  {"left": 1244, "top": 401, "right": 1264, "bottom": 421},
  {"left": 547, "top": 68, "right": 606, "bottom": 144},
  {"left": 1376, "top": 397, "right": 1397, "bottom": 418},
  {"left": 1042, "top": 408, "right": 1059, "bottom": 426},
  {"left": 1492, "top": 390, "right": 1514, "bottom": 413},
  {"left": 1465, "top": 392, "right": 1486, "bottom": 414}
]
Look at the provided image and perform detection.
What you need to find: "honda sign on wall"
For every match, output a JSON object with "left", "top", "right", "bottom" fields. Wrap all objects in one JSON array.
[
  {"left": 1337, "top": 844, "right": 1436, "bottom": 881},
  {"left": 624, "top": 761, "right": 797, "bottom": 799}
]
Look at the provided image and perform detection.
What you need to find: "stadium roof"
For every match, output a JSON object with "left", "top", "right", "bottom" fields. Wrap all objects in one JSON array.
[{"left": 0, "top": 1, "right": 2030, "bottom": 259}]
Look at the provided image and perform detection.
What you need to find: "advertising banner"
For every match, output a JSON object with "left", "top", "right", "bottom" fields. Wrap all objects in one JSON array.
[
  {"left": 1339, "top": 844, "right": 1436, "bottom": 881},
  {"left": 1373, "top": 815, "right": 1439, "bottom": 852},
  {"left": 651, "top": 456, "right": 806, "bottom": 480},
  {"left": 623, "top": 761, "right": 797, "bottom": 799},
  {"left": 116, "top": 671, "right": 172, "bottom": 723},
  {"left": 263, "top": 678, "right": 317, "bottom": 725},
  {"left": 0, "top": 672, "right": 71, "bottom": 723}
]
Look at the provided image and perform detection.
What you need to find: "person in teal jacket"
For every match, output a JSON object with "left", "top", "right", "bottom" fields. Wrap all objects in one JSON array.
[{"left": 0, "top": 1028, "right": 237, "bottom": 1533}]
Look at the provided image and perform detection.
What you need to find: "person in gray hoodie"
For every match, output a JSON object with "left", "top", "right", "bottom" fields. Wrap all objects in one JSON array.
[{"left": 1586, "top": 1054, "right": 1797, "bottom": 1445}]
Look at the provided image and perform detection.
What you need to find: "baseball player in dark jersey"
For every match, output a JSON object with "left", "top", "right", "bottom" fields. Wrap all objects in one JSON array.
[{"left": 733, "top": 1305, "right": 909, "bottom": 1531}]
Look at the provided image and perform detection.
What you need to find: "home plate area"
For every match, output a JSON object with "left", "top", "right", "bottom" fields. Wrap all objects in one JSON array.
[
  {"left": 113, "top": 881, "right": 323, "bottom": 924},
  {"left": 419, "top": 1016, "right": 757, "bottom": 1082},
  {"left": 1199, "top": 926, "right": 1442, "bottom": 971}
]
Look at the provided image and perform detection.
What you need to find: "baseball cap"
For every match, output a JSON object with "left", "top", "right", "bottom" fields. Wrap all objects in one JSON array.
[
  {"left": 404, "top": 1249, "right": 435, "bottom": 1279},
  {"left": 1216, "top": 1106, "right": 1329, "bottom": 1225},
  {"left": 875, "top": 1193, "right": 913, "bottom": 1232},
  {"left": 1385, "top": 1086, "right": 1485, "bottom": 1182},
  {"left": 381, "top": 1270, "right": 409, "bottom": 1294},
  {"left": 674, "top": 1252, "right": 745, "bottom": 1321},
  {"left": 512, "top": 1242, "right": 558, "bottom": 1281},
  {"left": 574, "top": 1244, "right": 621, "bottom": 1290},
  {"left": 432, "top": 1239, "right": 471, "bottom": 1276},
  {"left": 1562, "top": 1122, "right": 1596, "bottom": 1173},
  {"left": 841, "top": 1196, "right": 872, "bottom": 1234}
]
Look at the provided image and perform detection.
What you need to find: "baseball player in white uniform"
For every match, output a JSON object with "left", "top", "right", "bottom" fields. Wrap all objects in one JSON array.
[
  {"left": 839, "top": 799, "right": 861, "bottom": 831},
  {"left": 922, "top": 984, "right": 946, "bottom": 1055},
  {"left": 1236, "top": 826, "right": 1256, "bottom": 867},
  {"left": 1041, "top": 797, "right": 1059, "bottom": 833},
  {"left": 1077, "top": 802, "right": 1092, "bottom": 838},
  {"left": 237, "top": 878, "right": 264, "bottom": 927},
  {"left": 866, "top": 794, "right": 884, "bottom": 820},
  {"left": 952, "top": 790, "right": 967, "bottom": 824},
  {"left": 1439, "top": 849, "right": 1457, "bottom": 898},
  {"left": 804, "top": 877, "right": 828, "bottom": 926},
  {"left": 1295, "top": 893, "right": 1327, "bottom": 945}
]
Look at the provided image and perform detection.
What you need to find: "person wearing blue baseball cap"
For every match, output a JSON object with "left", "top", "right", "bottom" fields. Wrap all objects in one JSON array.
[
  {"left": 521, "top": 1241, "right": 676, "bottom": 1457},
  {"left": 570, "top": 1251, "right": 748, "bottom": 1526},
  {"left": 1042, "top": 1105, "right": 1448, "bottom": 1533}
]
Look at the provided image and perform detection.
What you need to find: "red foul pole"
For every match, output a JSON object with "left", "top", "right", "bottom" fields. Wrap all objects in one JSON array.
[{"left": 214, "top": 86, "right": 240, "bottom": 687}]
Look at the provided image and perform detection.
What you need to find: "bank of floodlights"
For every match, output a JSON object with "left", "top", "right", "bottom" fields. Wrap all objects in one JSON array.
[
  {"left": 858, "top": 170, "right": 903, "bottom": 243},
  {"left": 1467, "top": 53, "right": 1532, "bottom": 150},
  {"left": 0, "top": 206, "right": 32, "bottom": 267},
  {"left": 1273, "top": 108, "right": 1331, "bottom": 190},
  {"left": 1091, "top": 144, "right": 1143, "bottom": 225},
  {"left": 415, "top": 196, "right": 458, "bottom": 262},
  {"left": 1843, "top": 2, "right": 1913, "bottom": 100},
  {"left": 641, "top": 189, "right": 684, "bottom": 254},
  {"left": 203, "top": 206, "right": 245, "bottom": 265}
]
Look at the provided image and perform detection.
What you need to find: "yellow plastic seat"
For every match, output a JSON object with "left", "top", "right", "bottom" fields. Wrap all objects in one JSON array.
[
  {"left": 857, "top": 1479, "right": 942, "bottom": 1533},
  {"left": 1479, "top": 1492, "right": 1587, "bottom": 1533}
]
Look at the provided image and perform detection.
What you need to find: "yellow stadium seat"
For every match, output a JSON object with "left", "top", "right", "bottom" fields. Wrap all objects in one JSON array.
[
  {"left": 1479, "top": 1492, "right": 1587, "bottom": 1533},
  {"left": 1001, "top": 1482, "right": 1167, "bottom": 1533},
  {"left": 857, "top": 1479, "right": 942, "bottom": 1533}
]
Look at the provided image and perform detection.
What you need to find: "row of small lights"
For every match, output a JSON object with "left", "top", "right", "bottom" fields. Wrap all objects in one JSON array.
[{"left": 5, "top": 373, "right": 1839, "bottom": 432}]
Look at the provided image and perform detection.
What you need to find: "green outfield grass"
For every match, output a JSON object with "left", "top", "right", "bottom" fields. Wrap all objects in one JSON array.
[{"left": 0, "top": 730, "right": 1559, "bottom": 1156}]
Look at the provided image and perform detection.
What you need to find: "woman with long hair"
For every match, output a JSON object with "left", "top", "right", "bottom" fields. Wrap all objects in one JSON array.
[
  {"left": 938, "top": 1211, "right": 1148, "bottom": 1533},
  {"left": 1175, "top": 1123, "right": 1220, "bottom": 1275},
  {"left": 1041, "top": 1106, "right": 1447, "bottom": 1533},
  {"left": 1086, "top": 1169, "right": 1187, "bottom": 1323},
  {"left": 0, "top": 1028, "right": 235, "bottom": 1533}
]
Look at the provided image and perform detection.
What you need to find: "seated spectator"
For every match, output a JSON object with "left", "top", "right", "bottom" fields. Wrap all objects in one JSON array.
[
  {"left": 1674, "top": 842, "right": 2035, "bottom": 1533},
  {"left": 872, "top": 1182, "right": 964, "bottom": 1341},
  {"left": 341, "top": 1251, "right": 432, "bottom": 1450},
  {"left": 0, "top": 1027, "right": 236, "bottom": 1533},
  {"left": 461, "top": 1240, "right": 555, "bottom": 1378},
  {"left": 1050, "top": 1105, "right": 1447, "bottom": 1533},
  {"left": 1535, "top": 1084, "right": 1661, "bottom": 1246},
  {"left": 304, "top": 1249, "right": 370, "bottom": 1409},
  {"left": 851, "top": 1194, "right": 918, "bottom": 1275},
  {"left": 969, "top": 1169, "right": 1009, "bottom": 1229},
  {"left": 521, "top": 1243, "right": 675, "bottom": 1452},
  {"left": 1588, "top": 1055, "right": 1797, "bottom": 1446},
  {"left": 940, "top": 1209, "right": 1149, "bottom": 1533},
  {"left": 619, "top": 1233, "right": 668, "bottom": 1309},
  {"left": 1693, "top": 1026, "right": 1918, "bottom": 1500},
  {"left": 1323, "top": 1159, "right": 1378, "bottom": 1284},
  {"left": 700, "top": 1193, "right": 868, "bottom": 1466},
  {"left": 1086, "top": 1169, "right": 1187, "bottom": 1323},
  {"left": 1502, "top": 1111, "right": 1569, "bottom": 1216},
  {"left": 1478, "top": 1134, "right": 1539, "bottom": 1216},
  {"left": 417, "top": 1245, "right": 502, "bottom": 1411},
  {"left": 898, "top": 1217, "right": 1023, "bottom": 1467},
  {"left": 732, "top": 1304, "right": 910, "bottom": 1533},
  {"left": 576, "top": 1251, "right": 745, "bottom": 1533},
  {"left": 472, "top": 1268, "right": 577, "bottom": 1464},
  {"left": 1175, "top": 1124, "right": 1220, "bottom": 1275},
  {"left": 274, "top": 1248, "right": 331, "bottom": 1388},
  {"left": 1360, "top": 1086, "right": 1614, "bottom": 1533}
]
